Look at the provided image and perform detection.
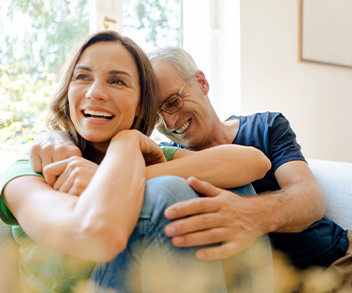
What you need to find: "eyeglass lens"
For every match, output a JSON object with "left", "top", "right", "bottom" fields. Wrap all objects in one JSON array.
[{"left": 163, "top": 95, "right": 183, "bottom": 112}]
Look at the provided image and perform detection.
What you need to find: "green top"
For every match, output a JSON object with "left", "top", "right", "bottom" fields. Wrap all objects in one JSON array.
[
  {"left": 160, "top": 145, "right": 178, "bottom": 161},
  {"left": 0, "top": 146, "right": 179, "bottom": 292},
  {"left": 0, "top": 156, "right": 95, "bottom": 292}
]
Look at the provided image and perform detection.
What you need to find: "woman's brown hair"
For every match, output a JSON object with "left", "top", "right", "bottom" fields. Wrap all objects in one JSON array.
[{"left": 46, "top": 30, "right": 159, "bottom": 153}]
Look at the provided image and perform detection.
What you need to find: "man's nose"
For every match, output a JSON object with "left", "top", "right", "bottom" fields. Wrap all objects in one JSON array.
[
  {"left": 86, "top": 81, "right": 108, "bottom": 101},
  {"left": 160, "top": 111, "right": 179, "bottom": 130}
]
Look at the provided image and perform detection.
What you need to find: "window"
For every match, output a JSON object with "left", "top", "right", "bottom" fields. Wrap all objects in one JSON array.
[
  {"left": 0, "top": 0, "right": 89, "bottom": 170},
  {"left": 0, "top": 0, "right": 182, "bottom": 170},
  {"left": 0, "top": 1, "right": 240, "bottom": 171}
]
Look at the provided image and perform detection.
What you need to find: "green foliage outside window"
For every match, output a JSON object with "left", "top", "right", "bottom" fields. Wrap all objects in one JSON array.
[
  {"left": 0, "top": 0, "right": 89, "bottom": 155},
  {"left": 0, "top": 0, "right": 180, "bottom": 166}
]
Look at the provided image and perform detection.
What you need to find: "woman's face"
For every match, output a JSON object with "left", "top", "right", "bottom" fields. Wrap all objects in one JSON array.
[{"left": 68, "top": 42, "right": 141, "bottom": 152}]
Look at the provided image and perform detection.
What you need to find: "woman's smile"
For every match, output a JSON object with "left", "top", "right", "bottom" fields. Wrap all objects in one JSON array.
[{"left": 82, "top": 109, "right": 114, "bottom": 120}]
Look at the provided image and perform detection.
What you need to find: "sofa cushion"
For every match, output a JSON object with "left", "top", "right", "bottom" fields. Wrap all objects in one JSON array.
[{"left": 307, "top": 158, "right": 352, "bottom": 230}]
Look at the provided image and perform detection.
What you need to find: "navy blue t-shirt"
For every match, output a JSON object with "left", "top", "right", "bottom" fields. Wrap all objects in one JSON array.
[{"left": 160, "top": 112, "right": 349, "bottom": 269}]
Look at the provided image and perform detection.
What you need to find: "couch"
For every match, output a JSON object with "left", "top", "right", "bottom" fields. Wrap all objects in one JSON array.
[{"left": 1, "top": 158, "right": 352, "bottom": 292}]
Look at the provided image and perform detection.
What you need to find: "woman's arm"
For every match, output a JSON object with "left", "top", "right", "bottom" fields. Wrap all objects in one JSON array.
[
  {"left": 146, "top": 145, "right": 271, "bottom": 189},
  {"left": 3, "top": 130, "right": 153, "bottom": 262}
]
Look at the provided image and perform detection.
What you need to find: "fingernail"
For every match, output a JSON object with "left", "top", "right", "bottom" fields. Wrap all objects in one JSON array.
[{"left": 165, "top": 209, "right": 176, "bottom": 218}]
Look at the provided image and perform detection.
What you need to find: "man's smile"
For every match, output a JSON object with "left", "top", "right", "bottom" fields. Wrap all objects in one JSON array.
[{"left": 173, "top": 118, "right": 191, "bottom": 134}]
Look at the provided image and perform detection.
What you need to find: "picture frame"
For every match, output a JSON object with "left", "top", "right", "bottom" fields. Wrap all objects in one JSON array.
[{"left": 299, "top": 0, "right": 352, "bottom": 68}]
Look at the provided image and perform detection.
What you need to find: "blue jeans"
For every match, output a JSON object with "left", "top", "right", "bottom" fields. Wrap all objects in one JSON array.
[{"left": 86, "top": 176, "right": 273, "bottom": 293}]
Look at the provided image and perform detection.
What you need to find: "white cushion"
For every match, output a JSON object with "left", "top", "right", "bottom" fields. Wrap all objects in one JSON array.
[{"left": 307, "top": 158, "right": 352, "bottom": 230}]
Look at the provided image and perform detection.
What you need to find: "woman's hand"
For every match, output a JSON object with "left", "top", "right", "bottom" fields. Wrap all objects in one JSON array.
[
  {"left": 112, "top": 130, "right": 166, "bottom": 166},
  {"left": 44, "top": 156, "right": 98, "bottom": 196},
  {"left": 29, "top": 130, "right": 82, "bottom": 173}
]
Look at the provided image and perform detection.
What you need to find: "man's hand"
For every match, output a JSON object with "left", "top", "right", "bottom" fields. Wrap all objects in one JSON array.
[
  {"left": 164, "top": 177, "right": 266, "bottom": 261},
  {"left": 29, "top": 131, "right": 82, "bottom": 173},
  {"left": 44, "top": 156, "right": 98, "bottom": 196}
]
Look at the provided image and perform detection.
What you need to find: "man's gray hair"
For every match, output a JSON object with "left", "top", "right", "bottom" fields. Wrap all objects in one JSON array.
[{"left": 148, "top": 46, "right": 198, "bottom": 81}]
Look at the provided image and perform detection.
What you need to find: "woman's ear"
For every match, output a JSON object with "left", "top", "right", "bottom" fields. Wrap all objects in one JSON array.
[{"left": 195, "top": 70, "right": 209, "bottom": 95}]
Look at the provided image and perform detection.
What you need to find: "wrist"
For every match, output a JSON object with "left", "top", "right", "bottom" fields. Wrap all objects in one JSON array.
[{"left": 252, "top": 195, "right": 280, "bottom": 234}]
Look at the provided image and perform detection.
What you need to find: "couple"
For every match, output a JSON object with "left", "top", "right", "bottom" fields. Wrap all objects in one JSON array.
[
  {"left": 0, "top": 31, "right": 272, "bottom": 292},
  {"left": 1, "top": 30, "right": 351, "bottom": 292}
]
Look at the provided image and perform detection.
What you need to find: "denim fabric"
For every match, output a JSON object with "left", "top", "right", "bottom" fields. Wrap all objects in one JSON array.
[{"left": 86, "top": 177, "right": 273, "bottom": 293}]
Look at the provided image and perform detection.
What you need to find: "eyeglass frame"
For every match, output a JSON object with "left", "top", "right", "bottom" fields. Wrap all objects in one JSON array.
[{"left": 155, "top": 80, "right": 188, "bottom": 126}]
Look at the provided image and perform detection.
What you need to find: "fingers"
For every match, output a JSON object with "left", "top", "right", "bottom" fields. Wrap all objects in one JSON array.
[
  {"left": 29, "top": 131, "right": 82, "bottom": 173},
  {"left": 165, "top": 196, "right": 218, "bottom": 220},
  {"left": 29, "top": 143, "right": 55, "bottom": 173},
  {"left": 43, "top": 157, "right": 96, "bottom": 196},
  {"left": 170, "top": 227, "right": 229, "bottom": 248},
  {"left": 166, "top": 224, "right": 249, "bottom": 260},
  {"left": 29, "top": 149, "right": 44, "bottom": 173},
  {"left": 195, "top": 242, "right": 241, "bottom": 261},
  {"left": 53, "top": 172, "right": 74, "bottom": 192},
  {"left": 43, "top": 160, "right": 69, "bottom": 187},
  {"left": 164, "top": 177, "right": 222, "bottom": 221},
  {"left": 187, "top": 176, "right": 221, "bottom": 197},
  {"left": 165, "top": 212, "right": 223, "bottom": 237}
]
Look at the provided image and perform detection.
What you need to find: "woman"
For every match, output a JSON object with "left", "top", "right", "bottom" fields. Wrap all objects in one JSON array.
[{"left": 0, "top": 31, "right": 271, "bottom": 292}]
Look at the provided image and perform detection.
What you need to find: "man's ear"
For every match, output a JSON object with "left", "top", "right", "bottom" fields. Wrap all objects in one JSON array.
[{"left": 195, "top": 70, "right": 209, "bottom": 95}]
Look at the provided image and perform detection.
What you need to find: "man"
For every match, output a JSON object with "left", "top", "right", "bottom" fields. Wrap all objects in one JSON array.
[{"left": 30, "top": 47, "right": 350, "bottom": 287}]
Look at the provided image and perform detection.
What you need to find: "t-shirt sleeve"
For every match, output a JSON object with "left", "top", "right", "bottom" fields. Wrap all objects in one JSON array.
[
  {"left": 161, "top": 146, "right": 179, "bottom": 161},
  {"left": 269, "top": 114, "right": 306, "bottom": 172},
  {"left": 0, "top": 156, "right": 43, "bottom": 225}
]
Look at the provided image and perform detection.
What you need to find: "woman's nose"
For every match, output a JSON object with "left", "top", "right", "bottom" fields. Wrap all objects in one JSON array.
[{"left": 85, "top": 81, "right": 108, "bottom": 101}]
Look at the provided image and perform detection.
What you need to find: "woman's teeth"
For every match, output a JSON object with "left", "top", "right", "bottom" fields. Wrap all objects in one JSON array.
[
  {"left": 174, "top": 119, "right": 191, "bottom": 134},
  {"left": 83, "top": 109, "right": 113, "bottom": 120}
]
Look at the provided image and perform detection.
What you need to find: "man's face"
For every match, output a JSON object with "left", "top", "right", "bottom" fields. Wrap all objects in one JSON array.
[{"left": 153, "top": 60, "right": 213, "bottom": 150}]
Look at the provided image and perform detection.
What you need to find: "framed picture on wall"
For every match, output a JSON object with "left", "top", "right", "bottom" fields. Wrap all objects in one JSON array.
[{"left": 299, "top": 0, "right": 352, "bottom": 68}]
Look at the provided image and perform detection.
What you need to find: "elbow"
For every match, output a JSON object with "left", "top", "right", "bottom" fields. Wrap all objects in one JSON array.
[
  {"left": 78, "top": 221, "right": 129, "bottom": 262},
  {"left": 96, "top": 232, "right": 129, "bottom": 262},
  {"left": 262, "top": 156, "right": 272, "bottom": 175},
  {"left": 254, "top": 150, "right": 271, "bottom": 179}
]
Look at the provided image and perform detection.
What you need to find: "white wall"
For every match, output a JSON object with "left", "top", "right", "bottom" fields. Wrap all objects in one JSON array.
[
  {"left": 240, "top": 0, "right": 352, "bottom": 163},
  {"left": 183, "top": 0, "right": 241, "bottom": 121}
]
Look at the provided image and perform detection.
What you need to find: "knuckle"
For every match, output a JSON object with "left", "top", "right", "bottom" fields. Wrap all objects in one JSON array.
[
  {"left": 195, "top": 198, "right": 208, "bottom": 211},
  {"left": 74, "top": 178, "right": 86, "bottom": 189},
  {"left": 70, "top": 168, "right": 81, "bottom": 177},
  {"left": 67, "top": 156, "right": 81, "bottom": 169},
  {"left": 69, "top": 186, "right": 82, "bottom": 196},
  {"left": 72, "top": 148, "right": 82, "bottom": 156},
  {"left": 43, "top": 164, "right": 51, "bottom": 175},
  {"left": 42, "top": 143, "right": 54, "bottom": 153},
  {"left": 201, "top": 215, "right": 211, "bottom": 227},
  {"left": 29, "top": 143, "right": 38, "bottom": 154},
  {"left": 206, "top": 230, "right": 218, "bottom": 242},
  {"left": 175, "top": 221, "right": 185, "bottom": 232}
]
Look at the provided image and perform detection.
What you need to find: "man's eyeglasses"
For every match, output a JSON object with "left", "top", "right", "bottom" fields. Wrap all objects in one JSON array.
[{"left": 155, "top": 81, "right": 188, "bottom": 127}]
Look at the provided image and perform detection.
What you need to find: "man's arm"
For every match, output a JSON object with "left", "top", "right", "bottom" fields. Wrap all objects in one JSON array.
[
  {"left": 163, "top": 160, "right": 325, "bottom": 260},
  {"left": 267, "top": 160, "right": 325, "bottom": 232},
  {"left": 147, "top": 145, "right": 271, "bottom": 189},
  {"left": 30, "top": 131, "right": 271, "bottom": 192}
]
